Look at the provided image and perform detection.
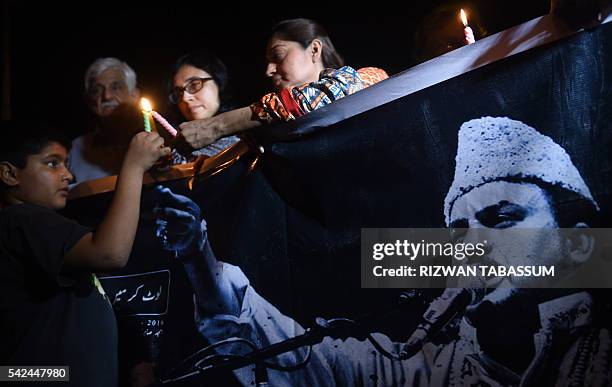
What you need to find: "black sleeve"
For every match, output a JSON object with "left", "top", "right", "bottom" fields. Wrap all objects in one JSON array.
[{"left": 3, "top": 204, "right": 91, "bottom": 286}]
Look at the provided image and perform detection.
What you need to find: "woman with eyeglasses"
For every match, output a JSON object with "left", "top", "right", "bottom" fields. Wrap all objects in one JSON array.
[
  {"left": 169, "top": 50, "right": 239, "bottom": 157},
  {"left": 177, "top": 18, "right": 388, "bottom": 151}
]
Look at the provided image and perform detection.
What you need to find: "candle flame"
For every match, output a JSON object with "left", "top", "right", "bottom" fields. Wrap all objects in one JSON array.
[
  {"left": 460, "top": 9, "right": 468, "bottom": 27},
  {"left": 140, "top": 98, "right": 152, "bottom": 112}
]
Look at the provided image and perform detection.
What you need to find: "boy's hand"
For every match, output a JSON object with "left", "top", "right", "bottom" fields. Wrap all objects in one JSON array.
[{"left": 124, "top": 132, "right": 171, "bottom": 172}]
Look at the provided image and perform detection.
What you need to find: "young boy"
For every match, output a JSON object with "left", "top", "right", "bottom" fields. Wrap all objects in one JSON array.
[{"left": 0, "top": 120, "right": 170, "bottom": 387}]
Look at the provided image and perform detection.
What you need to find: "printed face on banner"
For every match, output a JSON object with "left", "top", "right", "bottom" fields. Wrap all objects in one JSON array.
[{"left": 449, "top": 180, "right": 568, "bottom": 288}]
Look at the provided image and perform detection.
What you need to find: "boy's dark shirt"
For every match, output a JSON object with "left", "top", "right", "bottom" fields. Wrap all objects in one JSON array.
[{"left": 0, "top": 203, "right": 118, "bottom": 387}]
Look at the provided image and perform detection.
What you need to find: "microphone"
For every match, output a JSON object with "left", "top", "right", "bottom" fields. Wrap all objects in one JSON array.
[{"left": 399, "top": 288, "right": 484, "bottom": 359}]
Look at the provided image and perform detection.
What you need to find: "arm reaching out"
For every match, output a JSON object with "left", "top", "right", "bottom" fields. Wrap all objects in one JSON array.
[
  {"left": 178, "top": 107, "right": 260, "bottom": 150},
  {"left": 177, "top": 66, "right": 387, "bottom": 150},
  {"left": 152, "top": 186, "right": 241, "bottom": 315},
  {"left": 65, "top": 132, "right": 171, "bottom": 271}
]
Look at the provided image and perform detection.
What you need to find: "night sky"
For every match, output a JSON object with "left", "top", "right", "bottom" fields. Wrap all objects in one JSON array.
[{"left": 2, "top": 1, "right": 550, "bottom": 139}]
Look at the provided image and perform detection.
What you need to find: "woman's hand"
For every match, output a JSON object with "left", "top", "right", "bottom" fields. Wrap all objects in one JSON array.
[
  {"left": 178, "top": 116, "right": 223, "bottom": 149},
  {"left": 178, "top": 107, "right": 260, "bottom": 150}
]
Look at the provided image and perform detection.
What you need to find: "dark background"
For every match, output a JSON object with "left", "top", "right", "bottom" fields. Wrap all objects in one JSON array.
[
  {"left": 18, "top": 1, "right": 608, "bottom": 380},
  {"left": 2, "top": 0, "right": 551, "bottom": 139}
]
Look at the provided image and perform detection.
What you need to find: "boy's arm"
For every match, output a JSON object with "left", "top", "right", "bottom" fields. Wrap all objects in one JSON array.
[{"left": 64, "top": 132, "right": 170, "bottom": 271}]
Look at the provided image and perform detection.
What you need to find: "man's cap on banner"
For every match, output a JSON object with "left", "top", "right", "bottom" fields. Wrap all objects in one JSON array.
[{"left": 444, "top": 116, "right": 599, "bottom": 225}]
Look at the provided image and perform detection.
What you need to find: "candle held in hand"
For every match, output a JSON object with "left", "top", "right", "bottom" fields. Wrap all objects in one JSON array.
[
  {"left": 140, "top": 98, "right": 153, "bottom": 132},
  {"left": 152, "top": 111, "right": 178, "bottom": 137},
  {"left": 460, "top": 9, "right": 476, "bottom": 45}
]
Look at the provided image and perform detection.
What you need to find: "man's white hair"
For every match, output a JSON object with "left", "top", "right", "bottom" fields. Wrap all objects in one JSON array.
[{"left": 84, "top": 57, "right": 137, "bottom": 94}]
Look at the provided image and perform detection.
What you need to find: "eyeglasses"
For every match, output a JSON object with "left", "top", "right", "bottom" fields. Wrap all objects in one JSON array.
[{"left": 169, "top": 77, "right": 214, "bottom": 104}]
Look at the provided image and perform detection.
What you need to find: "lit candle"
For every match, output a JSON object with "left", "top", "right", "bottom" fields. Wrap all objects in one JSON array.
[
  {"left": 140, "top": 98, "right": 153, "bottom": 132},
  {"left": 460, "top": 9, "right": 476, "bottom": 45},
  {"left": 152, "top": 111, "right": 178, "bottom": 137}
]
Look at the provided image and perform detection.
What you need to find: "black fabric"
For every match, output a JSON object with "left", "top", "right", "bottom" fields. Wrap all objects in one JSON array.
[
  {"left": 63, "top": 192, "right": 212, "bottom": 386},
  {"left": 62, "top": 23, "right": 612, "bottom": 385},
  {"left": 191, "top": 22, "right": 612, "bottom": 328},
  {"left": 0, "top": 203, "right": 117, "bottom": 387}
]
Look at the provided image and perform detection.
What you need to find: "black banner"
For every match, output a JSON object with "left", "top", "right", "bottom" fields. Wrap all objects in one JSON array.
[{"left": 65, "top": 20, "right": 612, "bottom": 386}]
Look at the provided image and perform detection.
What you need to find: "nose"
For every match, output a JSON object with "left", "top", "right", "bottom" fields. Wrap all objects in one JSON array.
[
  {"left": 265, "top": 62, "right": 276, "bottom": 77},
  {"left": 464, "top": 225, "right": 494, "bottom": 254},
  {"left": 102, "top": 87, "right": 114, "bottom": 101},
  {"left": 63, "top": 166, "right": 74, "bottom": 183},
  {"left": 463, "top": 227, "right": 482, "bottom": 244},
  {"left": 181, "top": 90, "right": 193, "bottom": 103}
]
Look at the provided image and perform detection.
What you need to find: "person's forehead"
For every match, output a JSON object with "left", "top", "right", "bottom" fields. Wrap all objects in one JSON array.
[
  {"left": 29, "top": 142, "right": 68, "bottom": 160},
  {"left": 40, "top": 142, "right": 68, "bottom": 156},
  {"left": 93, "top": 67, "right": 127, "bottom": 85},
  {"left": 267, "top": 38, "right": 299, "bottom": 51},
  {"left": 174, "top": 65, "right": 212, "bottom": 85},
  {"left": 450, "top": 180, "right": 550, "bottom": 220}
]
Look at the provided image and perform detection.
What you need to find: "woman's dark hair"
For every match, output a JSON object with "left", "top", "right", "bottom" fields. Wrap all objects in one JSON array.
[
  {"left": 168, "top": 50, "right": 233, "bottom": 115},
  {"left": 270, "top": 18, "right": 344, "bottom": 69}
]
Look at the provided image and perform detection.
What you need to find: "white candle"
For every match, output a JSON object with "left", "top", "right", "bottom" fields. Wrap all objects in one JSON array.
[{"left": 460, "top": 9, "right": 476, "bottom": 45}]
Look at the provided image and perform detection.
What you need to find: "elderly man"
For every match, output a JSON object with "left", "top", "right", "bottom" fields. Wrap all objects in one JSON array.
[
  {"left": 155, "top": 117, "right": 610, "bottom": 386},
  {"left": 70, "top": 58, "right": 166, "bottom": 386},
  {"left": 69, "top": 57, "right": 142, "bottom": 183}
]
